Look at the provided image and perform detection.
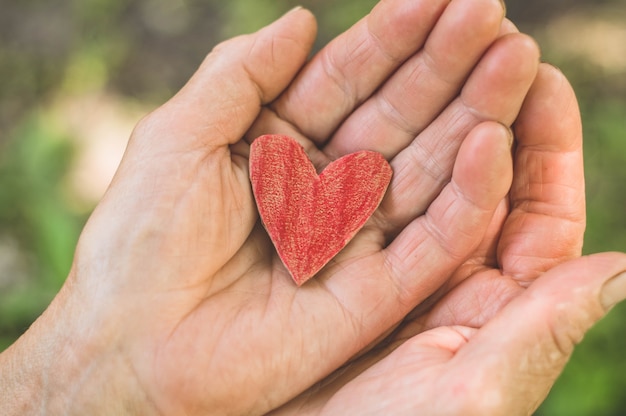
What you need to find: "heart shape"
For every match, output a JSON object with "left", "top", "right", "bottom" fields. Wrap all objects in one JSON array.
[{"left": 249, "top": 134, "right": 392, "bottom": 286}]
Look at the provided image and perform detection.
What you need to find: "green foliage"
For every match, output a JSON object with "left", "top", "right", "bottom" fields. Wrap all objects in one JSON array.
[
  {"left": 220, "top": 0, "right": 289, "bottom": 38},
  {"left": 0, "top": 112, "right": 85, "bottom": 348},
  {"left": 0, "top": 113, "right": 82, "bottom": 285},
  {"left": 582, "top": 98, "right": 626, "bottom": 254}
]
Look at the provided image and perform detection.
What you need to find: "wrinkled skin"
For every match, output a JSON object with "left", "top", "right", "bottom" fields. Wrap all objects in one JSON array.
[{"left": 2, "top": 1, "right": 626, "bottom": 415}]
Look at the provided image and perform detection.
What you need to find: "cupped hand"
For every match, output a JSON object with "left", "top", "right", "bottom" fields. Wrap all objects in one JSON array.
[
  {"left": 271, "top": 43, "right": 626, "bottom": 416},
  {"left": 2, "top": 0, "right": 610, "bottom": 415}
]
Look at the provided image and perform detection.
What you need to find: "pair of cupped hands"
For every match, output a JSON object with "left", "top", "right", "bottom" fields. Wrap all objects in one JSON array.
[{"left": 4, "top": 0, "right": 626, "bottom": 415}]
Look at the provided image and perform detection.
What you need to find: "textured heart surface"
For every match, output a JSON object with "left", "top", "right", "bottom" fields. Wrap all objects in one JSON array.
[{"left": 249, "top": 134, "right": 392, "bottom": 286}]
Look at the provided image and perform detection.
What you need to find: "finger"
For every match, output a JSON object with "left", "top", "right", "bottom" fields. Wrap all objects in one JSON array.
[
  {"left": 449, "top": 252, "right": 626, "bottom": 415},
  {"left": 134, "top": 8, "right": 317, "bottom": 152},
  {"left": 398, "top": 267, "right": 523, "bottom": 340},
  {"left": 377, "top": 33, "right": 539, "bottom": 237},
  {"left": 499, "top": 64, "right": 586, "bottom": 283},
  {"left": 277, "top": 253, "right": 626, "bottom": 415},
  {"left": 271, "top": 326, "right": 477, "bottom": 415},
  {"left": 271, "top": 0, "right": 451, "bottom": 144},
  {"left": 324, "top": 0, "right": 506, "bottom": 159},
  {"left": 382, "top": 121, "right": 513, "bottom": 300},
  {"left": 499, "top": 17, "right": 519, "bottom": 35}
]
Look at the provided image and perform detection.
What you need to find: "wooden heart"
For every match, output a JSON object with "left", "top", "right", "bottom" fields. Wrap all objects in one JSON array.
[{"left": 249, "top": 134, "right": 392, "bottom": 286}]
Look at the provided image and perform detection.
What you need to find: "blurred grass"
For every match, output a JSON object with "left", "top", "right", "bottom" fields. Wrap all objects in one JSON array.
[{"left": 0, "top": 0, "right": 625, "bottom": 413}]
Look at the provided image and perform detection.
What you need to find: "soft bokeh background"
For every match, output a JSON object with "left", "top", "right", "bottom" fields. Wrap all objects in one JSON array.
[{"left": 1, "top": 0, "right": 625, "bottom": 413}]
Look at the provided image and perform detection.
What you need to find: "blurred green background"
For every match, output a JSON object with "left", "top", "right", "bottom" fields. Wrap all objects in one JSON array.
[{"left": 0, "top": 0, "right": 624, "bottom": 413}]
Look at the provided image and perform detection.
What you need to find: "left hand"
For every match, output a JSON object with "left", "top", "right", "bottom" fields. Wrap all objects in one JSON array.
[{"left": 272, "top": 43, "right": 620, "bottom": 416}]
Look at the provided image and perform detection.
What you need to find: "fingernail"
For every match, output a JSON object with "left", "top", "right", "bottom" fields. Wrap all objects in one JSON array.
[
  {"left": 499, "top": 0, "right": 507, "bottom": 15},
  {"left": 283, "top": 5, "right": 303, "bottom": 17},
  {"left": 601, "top": 271, "right": 626, "bottom": 310},
  {"left": 497, "top": 122, "right": 514, "bottom": 148}
]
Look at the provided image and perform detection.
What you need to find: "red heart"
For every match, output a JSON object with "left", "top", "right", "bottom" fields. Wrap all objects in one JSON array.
[{"left": 249, "top": 134, "right": 392, "bottom": 286}]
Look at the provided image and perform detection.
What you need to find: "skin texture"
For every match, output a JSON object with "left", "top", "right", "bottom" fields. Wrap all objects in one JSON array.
[{"left": 1, "top": 1, "right": 625, "bottom": 415}]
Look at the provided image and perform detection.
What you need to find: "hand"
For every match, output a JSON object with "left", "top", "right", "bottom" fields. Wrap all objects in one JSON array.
[
  {"left": 1, "top": 1, "right": 621, "bottom": 415},
  {"left": 273, "top": 62, "right": 626, "bottom": 415},
  {"left": 274, "top": 254, "right": 626, "bottom": 416}
]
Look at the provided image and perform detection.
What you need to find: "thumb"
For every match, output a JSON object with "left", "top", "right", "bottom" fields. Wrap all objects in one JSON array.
[
  {"left": 136, "top": 7, "right": 317, "bottom": 152},
  {"left": 453, "top": 252, "right": 626, "bottom": 415}
]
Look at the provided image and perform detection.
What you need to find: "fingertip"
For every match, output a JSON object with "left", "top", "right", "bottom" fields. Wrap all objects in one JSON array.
[
  {"left": 462, "top": 32, "right": 540, "bottom": 123},
  {"left": 499, "top": 18, "right": 519, "bottom": 35},
  {"left": 476, "top": 121, "right": 515, "bottom": 156},
  {"left": 515, "top": 62, "right": 582, "bottom": 152},
  {"left": 533, "top": 63, "right": 574, "bottom": 100},
  {"left": 247, "top": 6, "right": 318, "bottom": 100},
  {"left": 503, "top": 32, "right": 542, "bottom": 69},
  {"left": 497, "top": 121, "right": 515, "bottom": 148},
  {"left": 453, "top": 121, "right": 514, "bottom": 210},
  {"left": 596, "top": 252, "right": 626, "bottom": 310},
  {"left": 155, "top": 6, "right": 318, "bottom": 149},
  {"left": 278, "top": 6, "right": 318, "bottom": 36}
]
